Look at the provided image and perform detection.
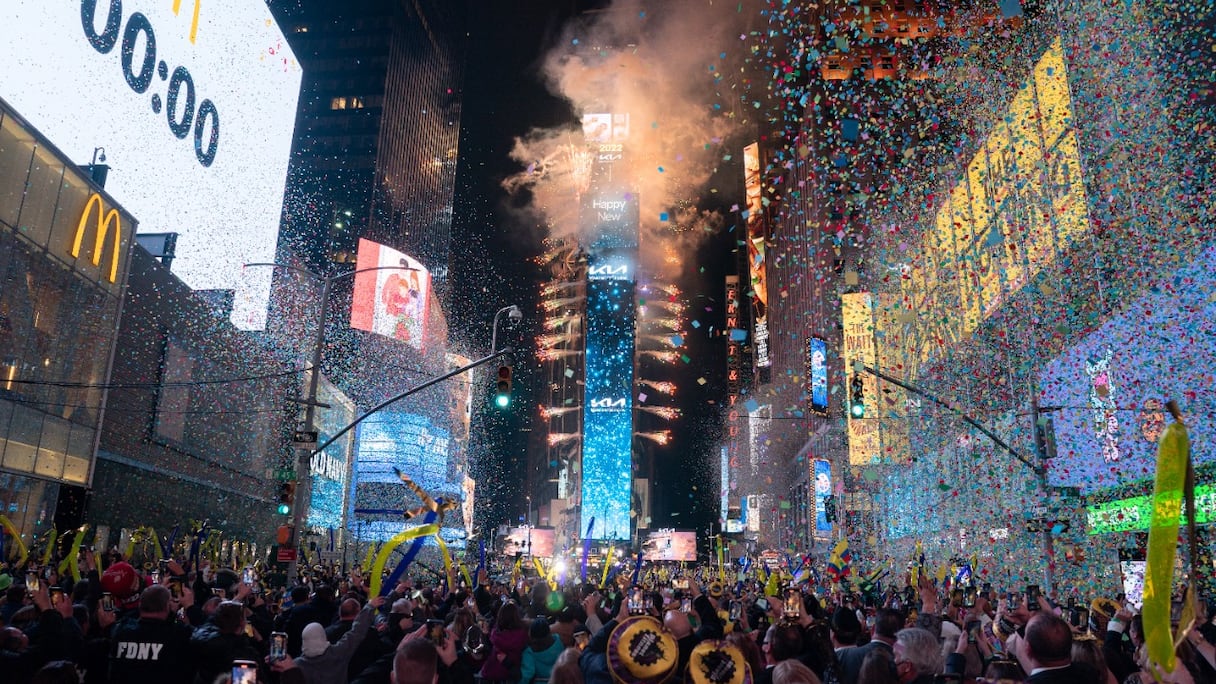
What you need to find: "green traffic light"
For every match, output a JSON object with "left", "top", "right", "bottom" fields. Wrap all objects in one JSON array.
[
  {"left": 277, "top": 504, "right": 291, "bottom": 515},
  {"left": 495, "top": 394, "right": 510, "bottom": 409},
  {"left": 850, "top": 403, "right": 865, "bottom": 418}
]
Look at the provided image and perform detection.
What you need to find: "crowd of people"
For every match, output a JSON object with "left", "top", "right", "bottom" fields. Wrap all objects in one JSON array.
[{"left": 0, "top": 548, "right": 1214, "bottom": 684}]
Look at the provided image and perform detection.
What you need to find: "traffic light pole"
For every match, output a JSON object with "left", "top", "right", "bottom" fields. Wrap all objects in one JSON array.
[{"left": 287, "top": 277, "right": 330, "bottom": 585}]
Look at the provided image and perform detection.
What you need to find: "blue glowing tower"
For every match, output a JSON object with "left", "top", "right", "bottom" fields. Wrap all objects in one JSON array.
[{"left": 579, "top": 112, "right": 637, "bottom": 542}]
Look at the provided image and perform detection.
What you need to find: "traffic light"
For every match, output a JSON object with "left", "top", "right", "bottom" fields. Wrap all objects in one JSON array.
[
  {"left": 494, "top": 365, "right": 513, "bottom": 408},
  {"left": 277, "top": 481, "right": 296, "bottom": 515},
  {"left": 849, "top": 373, "right": 866, "bottom": 418}
]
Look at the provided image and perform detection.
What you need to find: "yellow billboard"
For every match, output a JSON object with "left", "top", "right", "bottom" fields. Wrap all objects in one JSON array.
[
  {"left": 897, "top": 37, "right": 1092, "bottom": 378},
  {"left": 843, "top": 292, "right": 880, "bottom": 464}
]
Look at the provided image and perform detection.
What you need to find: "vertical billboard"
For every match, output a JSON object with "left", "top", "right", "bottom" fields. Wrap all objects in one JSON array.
[
  {"left": 743, "top": 143, "right": 770, "bottom": 372},
  {"left": 309, "top": 375, "right": 355, "bottom": 531},
  {"left": 724, "top": 276, "right": 743, "bottom": 517},
  {"left": 0, "top": 0, "right": 303, "bottom": 330},
  {"left": 842, "top": 292, "right": 879, "bottom": 464},
  {"left": 813, "top": 459, "right": 832, "bottom": 536},
  {"left": 350, "top": 238, "right": 431, "bottom": 351},
  {"left": 807, "top": 337, "right": 829, "bottom": 414}
]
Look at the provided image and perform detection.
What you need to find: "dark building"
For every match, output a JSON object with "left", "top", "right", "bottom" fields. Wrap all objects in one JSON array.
[
  {"left": 269, "top": 0, "right": 468, "bottom": 293},
  {"left": 90, "top": 245, "right": 296, "bottom": 543}
]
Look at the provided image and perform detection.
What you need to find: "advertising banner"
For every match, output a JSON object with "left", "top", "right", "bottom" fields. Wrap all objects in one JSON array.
[
  {"left": 842, "top": 292, "right": 879, "bottom": 464},
  {"left": 350, "top": 238, "right": 431, "bottom": 351},
  {"left": 814, "top": 459, "right": 833, "bottom": 536},
  {"left": 643, "top": 529, "right": 697, "bottom": 562},
  {"left": 743, "top": 143, "right": 770, "bottom": 370}
]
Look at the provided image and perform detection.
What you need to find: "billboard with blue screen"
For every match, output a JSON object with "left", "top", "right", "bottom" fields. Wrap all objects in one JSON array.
[
  {"left": 1039, "top": 242, "right": 1216, "bottom": 493},
  {"left": 581, "top": 269, "right": 635, "bottom": 541}
]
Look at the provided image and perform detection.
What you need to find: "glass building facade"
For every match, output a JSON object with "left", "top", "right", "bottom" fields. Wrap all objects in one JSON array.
[{"left": 0, "top": 97, "right": 135, "bottom": 536}]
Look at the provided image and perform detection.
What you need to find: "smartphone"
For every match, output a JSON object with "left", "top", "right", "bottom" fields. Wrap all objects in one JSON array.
[
  {"left": 574, "top": 631, "right": 590, "bottom": 651},
  {"left": 50, "top": 588, "right": 65, "bottom": 606},
  {"left": 680, "top": 597, "right": 693, "bottom": 613},
  {"left": 231, "top": 660, "right": 258, "bottom": 684},
  {"left": 963, "top": 587, "right": 977, "bottom": 608},
  {"left": 242, "top": 567, "right": 256, "bottom": 585},
  {"left": 966, "top": 620, "right": 980, "bottom": 644},
  {"left": 159, "top": 559, "right": 170, "bottom": 575},
  {"left": 26, "top": 573, "right": 40, "bottom": 592},
  {"left": 101, "top": 592, "right": 116, "bottom": 612},
  {"left": 150, "top": 569, "right": 162, "bottom": 585},
  {"left": 729, "top": 600, "right": 742, "bottom": 621},
  {"left": 673, "top": 578, "right": 690, "bottom": 591},
  {"left": 270, "top": 632, "right": 287, "bottom": 661},
  {"left": 427, "top": 619, "right": 447, "bottom": 646},
  {"left": 754, "top": 597, "right": 769, "bottom": 612},
  {"left": 1026, "top": 585, "right": 1041, "bottom": 612},
  {"left": 982, "top": 622, "right": 1005, "bottom": 655},
  {"left": 1005, "top": 592, "right": 1018, "bottom": 612},
  {"left": 950, "top": 589, "right": 964, "bottom": 607},
  {"left": 1071, "top": 608, "right": 1089, "bottom": 629},
  {"left": 783, "top": 588, "right": 802, "bottom": 619},
  {"left": 628, "top": 587, "right": 647, "bottom": 615}
]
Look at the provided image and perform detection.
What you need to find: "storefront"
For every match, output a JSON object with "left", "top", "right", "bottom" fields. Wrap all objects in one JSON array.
[{"left": 0, "top": 97, "right": 135, "bottom": 537}]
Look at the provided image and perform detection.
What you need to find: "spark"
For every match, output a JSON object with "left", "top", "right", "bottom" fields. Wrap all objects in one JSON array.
[
  {"left": 540, "top": 405, "right": 580, "bottom": 419},
  {"left": 542, "top": 297, "right": 581, "bottom": 311},
  {"left": 639, "top": 380, "right": 677, "bottom": 395},
  {"left": 639, "top": 406, "right": 681, "bottom": 420},
  {"left": 538, "top": 333, "right": 576, "bottom": 349},
  {"left": 637, "top": 431, "right": 672, "bottom": 445},
  {"left": 543, "top": 315, "right": 578, "bottom": 330},
  {"left": 537, "top": 349, "right": 580, "bottom": 362},
  {"left": 640, "top": 350, "right": 681, "bottom": 363},
  {"left": 548, "top": 433, "right": 579, "bottom": 446}
]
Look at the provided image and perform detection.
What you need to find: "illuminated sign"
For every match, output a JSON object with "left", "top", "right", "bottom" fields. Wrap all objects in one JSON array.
[
  {"left": 503, "top": 526, "right": 556, "bottom": 559},
  {"left": 643, "top": 529, "right": 697, "bottom": 562},
  {"left": 743, "top": 143, "right": 770, "bottom": 370},
  {"left": 71, "top": 193, "right": 125, "bottom": 283},
  {"left": 589, "top": 397, "right": 627, "bottom": 412},
  {"left": 893, "top": 39, "right": 1092, "bottom": 377},
  {"left": 582, "top": 112, "right": 630, "bottom": 143},
  {"left": 813, "top": 459, "right": 832, "bottom": 535},
  {"left": 1086, "top": 484, "right": 1215, "bottom": 534},
  {"left": 0, "top": 0, "right": 302, "bottom": 329},
  {"left": 350, "top": 238, "right": 432, "bottom": 352},
  {"left": 807, "top": 337, "right": 828, "bottom": 414},
  {"left": 1040, "top": 241, "right": 1216, "bottom": 492},
  {"left": 724, "top": 276, "right": 742, "bottom": 509},
  {"left": 587, "top": 263, "right": 630, "bottom": 279},
  {"left": 842, "top": 293, "right": 879, "bottom": 464}
]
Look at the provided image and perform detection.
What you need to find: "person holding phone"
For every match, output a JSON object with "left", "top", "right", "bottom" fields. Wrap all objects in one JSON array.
[
  {"left": 293, "top": 594, "right": 386, "bottom": 684},
  {"left": 108, "top": 584, "right": 196, "bottom": 683},
  {"left": 189, "top": 600, "right": 263, "bottom": 684}
]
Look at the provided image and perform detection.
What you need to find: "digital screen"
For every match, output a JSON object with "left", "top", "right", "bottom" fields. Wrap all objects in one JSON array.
[
  {"left": 813, "top": 459, "right": 832, "bottom": 535},
  {"left": 743, "top": 143, "right": 770, "bottom": 369},
  {"left": 842, "top": 292, "right": 879, "bottom": 464},
  {"left": 502, "top": 527, "right": 556, "bottom": 559},
  {"left": 1120, "top": 560, "right": 1146, "bottom": 610},
  {"left": 580, "top": 271, "right": 635, "bottom": 541},
  {"left": 351, "top": 239, "right": 432, "bottom": 352},
  {"left": 1039, "top": 242, "right": 1216, "bottom": 493},
  {"left": 0, "top": 0, "right": 302, "bottom": 330},
  {"left": 643, "top": 530, "right": 697, "bottom": 562},
  {"left": 354, "top": 412, "right": 453, "bottom": 491},
  {"left": 808, "top": 337, "right": 828, "bottom": 413}
]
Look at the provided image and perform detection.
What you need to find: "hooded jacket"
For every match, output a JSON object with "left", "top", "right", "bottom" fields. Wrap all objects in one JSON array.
[
  {"left": 520, "top": 634, "right": 564, "bottom": 684},
  {"left": 479, "top": 626, "right": 528, "bottom": 682},
  {"left": 189, "top": 622, "right": 263, "bottom": 684},
  {"left": 294, "top": 602, "right": 376, "bottom": 684}
]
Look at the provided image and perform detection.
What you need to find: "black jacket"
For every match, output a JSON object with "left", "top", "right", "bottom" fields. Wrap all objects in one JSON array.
[
  {"left": 836, "top": 638, "right": 893, "bottom": 684},
  {"left": 189, "top": 623, "right": 263, "bottom": 684},
  {"left": 109, "top": 615, "right": 195, "bottom": 684}
]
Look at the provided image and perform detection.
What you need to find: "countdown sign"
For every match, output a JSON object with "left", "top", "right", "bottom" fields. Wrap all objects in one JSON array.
[{"left": 0, "top": 0, "right": 302, "bottom": 330}]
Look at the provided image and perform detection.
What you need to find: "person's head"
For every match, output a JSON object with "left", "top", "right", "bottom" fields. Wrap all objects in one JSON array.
[
  {"left": 530, "top": 617, "right": 553, "bottom": 651},
  {"left": 139, "top": 585, "right": 173, "bottom": 619},
  {"left": 290, "top": 586, "right": 310, "bottom": 604},
  {"left": 339, "top": 598, "right": 361, "bottom": 621},
  {"left": 1070, "top": 638, "right": 1109, "bottom": 681},
  {"left": 1128, "top": 615, "right": 1144, "bottom": 647},
  {"left": 1, "top": 625, "right": 29, "bottom": 652},
  {"left": 551, "top": 647, "right": 585, "bottom": 684},
  {"left": 773, "top": 660, "right": 821, "bottom": 684},
  {"left": 765, "top": 622, "right": 805, "bottom": 665},
  {"left": 1023, "top": 613, "right": 1072, "bottom": 670},
  {"left": 496, "top": 600, "right": 523, "bottom": 631},
  {"left": 981, "top": 658, "right": 1025, "bottom": 684},
  {"left": 727, "top": 631, "right": 765, "bottom": 682},
  {"left": 873, "top": 608, "right": 905, "bottom": 641},
  {"left": 213, "top": 601, "right": 247, "bottom": 635},
  {"left": 301, "top": 622, "right": 329, "bottom": 658},
  {"left": 893, "top": 628, "right": 941, "bottom": 684},
  {"left": 30, "top": 660, "right": 79, "bottom": 684},
  {"left": 858, "top": 648, "right": 899, "bottom": 684},
  {"left": 393, "top": 637, "right": 439, "bottom": 684},
  {"left": 831, "top": 607, "right": 862, "bottom": 647},
  {"left": 664, "top": 609, "right": 693, "bottom": 639}
]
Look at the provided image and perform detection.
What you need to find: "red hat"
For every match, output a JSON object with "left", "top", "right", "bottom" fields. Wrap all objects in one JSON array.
[{"left": 101, "top": 562, "right": 142, "bottom": 600}]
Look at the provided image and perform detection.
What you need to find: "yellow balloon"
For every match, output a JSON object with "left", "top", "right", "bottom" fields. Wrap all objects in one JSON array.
[{"left": 1144, "top": 420, "right": 1189, "bottom": 674}]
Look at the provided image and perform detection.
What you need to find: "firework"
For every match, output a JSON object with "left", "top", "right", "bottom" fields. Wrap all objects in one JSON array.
[
  {"left": 636, "top": 431, "right": 672, "bottom": 445},
  {"left": 548, "top": 433, "right": 579, "bottom": 446},
  {"left": 537, "top": 349, "right": 580, "bottom": 362},
  {"left": 640, "top": 350, "right": 681, "bottom": 363},
  {"left": 639, "top": 406, "right": 681, "bottom": 420},
  {"left": 540, "top": 405, "right": 579, "bottom": 419},
  {"left": 639, "top": 380, "right": 677, "bottom": 395}
]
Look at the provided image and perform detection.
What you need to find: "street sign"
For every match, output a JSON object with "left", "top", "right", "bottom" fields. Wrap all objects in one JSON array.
[
  {"left": 319, "top": 551, "right": 341, "bottom": 562},
  {"left": 292, "top": 430, "right": 318, "bottom": 448},
  {"left": 277, "top": 548, "right": 298, "bottom": 563},
  {"left": 275, "top": 468, "right": 296, "bottom": 481}
]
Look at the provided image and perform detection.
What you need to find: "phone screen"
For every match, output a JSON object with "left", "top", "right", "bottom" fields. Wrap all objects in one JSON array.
[
  {"left": 270, "top": 632, "right": 287, "bottom": 660},
  {"left": 428, "top": 620, "right": 447, "bottom": 645},
  {"left": 242, "top": 568, "right": 255, "bottom": 585},
  {"left": 1026, "top": 585, "right": 1041, "bottom": 611},
  {"left": 574, "top": 631, "right": 590, "bottom": 650},
  {"left": 629, "top": 588, "right": 646, "bottom": 615},
  {"left": 783, "top": 589, "right": 802, "bottom": 618},
  {"left": 680, "top": 597, "right": 693, "bottom": 613},
  {"left": 26, "top": 574, "right": 40, "bottom": 592},
  {"left": 231, "top": 661, "right": 258, "bottom": 684},
  {"left": 729, "top": 600, "right": 742, "bottom": 621}
]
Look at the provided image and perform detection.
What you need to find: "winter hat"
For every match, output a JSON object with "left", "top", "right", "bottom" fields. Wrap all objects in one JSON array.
[
  {"left": 0, "top": 574, "right": 11, "bottom": 592},
  {"left": 301, "top": 622, "right": 329, "bottom": 658},
  {"left": 101, "top": 561, "right": 141, "bottom": 599}
]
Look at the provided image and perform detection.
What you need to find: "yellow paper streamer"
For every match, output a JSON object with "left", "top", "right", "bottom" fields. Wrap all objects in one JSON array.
[
  {"left": 368, "top": 523, "right": 439, "bottom": 597},
  {"left": 363, "top": 542, "right": 379, "bottom": 571},
  {"left": 1144, "top": 418, "right": 1189, "bottom": 673},
  {"left": 0, "top": 515, "right": 29, "bottom": 567},
  {"left": 41, "top": 529, "right": 58, "bottom": 567},
  {"left": 600, "top": 545, "right": 616, "bottom": 587},
  {"left": 57, "top": 526, "right": 89, "bottom": 583}
]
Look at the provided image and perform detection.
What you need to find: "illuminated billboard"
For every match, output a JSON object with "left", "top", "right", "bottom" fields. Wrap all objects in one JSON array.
[
  {"left": 1039, "top": 242, "right": 1216, "bottom": 493},
  {"left": 842, "top": 292, "right": 879, "bottom": 464},
  {"left": 643, "top": 529, "right": 697, "bottom": 562},
  {"left": 0, "top": 0, "right": 302, "bottom": 330},
  {"left": 813, "top": 459, "right": 832, "bottom": 536},
  {"left": 743, "top": 143, "right": 770, "bottom": 370},
  {"left": 350, "top": 238, "right": 432, "bottom": 351},
  {"left": 309, "top": 375, "right": 355, "bottom": 531},
  {"left": 807, "top": 337, "right": 829, "bottom": 414},
  {"left": 896, "top": 38, "right": 1092, "bottom": 377},
  {"left": 502, "top": 527, "right": 556, "bottom": 559},
  {"left": 580, "top": 273, "right": 635, "bottom": 541}
]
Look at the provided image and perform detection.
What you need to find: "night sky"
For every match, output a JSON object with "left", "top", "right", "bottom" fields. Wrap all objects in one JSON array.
[{"left": 451, "top": 1, "right": 739, "bottom": 539}]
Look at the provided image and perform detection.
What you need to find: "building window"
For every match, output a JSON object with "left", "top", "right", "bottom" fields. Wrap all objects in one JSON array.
[
  {"left": 329, "top": 96, "right": 366, "bottom": 110},
  {"left": 154, "top": 336, "right": 193, "bottom": 444}
]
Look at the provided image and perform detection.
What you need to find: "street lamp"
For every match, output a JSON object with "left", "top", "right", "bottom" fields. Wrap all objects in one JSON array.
[
  {"left": 491, "top": 305, "right": 522, "bottom": 355},
  {"left": 244, "top": 260, "right": 420, "bottom": 585}
]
